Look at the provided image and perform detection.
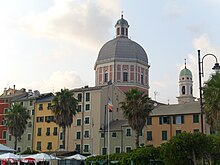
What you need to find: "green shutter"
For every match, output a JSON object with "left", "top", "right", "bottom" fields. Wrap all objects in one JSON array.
[
  {"left": 173, "top": 116, "right": 176, "bottom": 124},
  {"left": 181, "top": 115, "right": 184, "bottom": 124},
  {"left": 159, "top": 116, "right": 162, "bottom": 124}
]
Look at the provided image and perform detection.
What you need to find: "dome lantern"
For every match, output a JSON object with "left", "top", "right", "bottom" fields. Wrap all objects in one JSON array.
[{"left": 115, "top": 13, "right": 129, "bottom": 38}]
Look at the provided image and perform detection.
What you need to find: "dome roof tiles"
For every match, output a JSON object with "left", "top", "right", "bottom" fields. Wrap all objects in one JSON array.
[{"left": 95, "top": 37, "right": 148, "bottom": 66}]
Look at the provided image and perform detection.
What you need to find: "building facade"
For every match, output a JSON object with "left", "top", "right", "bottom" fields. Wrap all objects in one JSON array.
[
  {"left": 7, "top": 89, "right": 40, "bottom": 152},
  {"left": 33, "top": 93, "right": 61, "bottom": 152}
]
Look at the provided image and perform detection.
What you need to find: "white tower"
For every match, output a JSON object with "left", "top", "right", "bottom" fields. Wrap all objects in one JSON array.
[{"left": 177, "top": 60, "right": 195, "bottom": 104}]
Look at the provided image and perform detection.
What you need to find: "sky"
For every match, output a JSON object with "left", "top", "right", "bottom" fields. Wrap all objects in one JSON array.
[{"left": 0, "top": 0, "right": 220, "bottom": 104}]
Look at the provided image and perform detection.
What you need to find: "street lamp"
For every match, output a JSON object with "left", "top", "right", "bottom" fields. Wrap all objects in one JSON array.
[{"left": 198, "top": 50, "right": 220, "bottom": 133}]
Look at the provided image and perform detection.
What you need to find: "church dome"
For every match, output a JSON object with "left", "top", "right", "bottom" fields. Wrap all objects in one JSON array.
[
  {"left": 95, "top": 37, "right": 148, "bottom": 66},
  {"left": 179, "top": 67, "right": 192, "bottom": 77}
]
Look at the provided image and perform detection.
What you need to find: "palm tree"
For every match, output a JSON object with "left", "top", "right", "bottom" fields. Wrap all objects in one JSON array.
[
  {"left": 203, "top": 72, "right": 220, "bottom": 131},
  {"left": 120, "top": 88, "right": 154, "bottom": 148},
  {"left": 6, "top": 103, "right": 30, "bottom": 151},
  {"left": 51, "top": 88, "right": 78, "bottom": 150}
]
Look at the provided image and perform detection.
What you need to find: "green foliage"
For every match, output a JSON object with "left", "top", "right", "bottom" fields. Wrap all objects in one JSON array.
[
  {"left": 85, "top": 145, "right": 161, "bottom": 165},
  {"left": 120, "top": 88, "right": 154, "bottom": 148},
  {"left": 51, "top": 88, "right": 78, "bottom": 149},
  {"left": 203, "top": 72, "right": 220, "bottom": 131},
  {"left": 21, "top": 149, "right": 39, "bottom": 155},
  {"left": 160, "top": 132, "right": 220, "bottom": 165},
  {"left": 6, "top": 103, "right": 31, "bottom": 151}
]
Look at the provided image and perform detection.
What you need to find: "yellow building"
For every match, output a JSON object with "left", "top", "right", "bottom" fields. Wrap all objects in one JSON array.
[
  {"left": 33, "top": 93, "right": 61, "bottom": 152},
  {"left": 146, "top": 101, "right": 202, "bottom": 146}
]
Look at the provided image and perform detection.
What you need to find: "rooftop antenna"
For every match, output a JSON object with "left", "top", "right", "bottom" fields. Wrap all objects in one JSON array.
[{"left": 154, "top": 91, "right": 158, "bottom": 101}]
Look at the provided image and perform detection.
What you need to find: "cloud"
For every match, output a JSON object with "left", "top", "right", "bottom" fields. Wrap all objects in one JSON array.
[
  {"left": 163, "top": 1, "right": 185, "bottom": 20},
  {"left": 16, "top": 0, "right": 120, "bottom": 51},
  {"left": 17, "top": 71, "right": 85, "bottom": 93}
]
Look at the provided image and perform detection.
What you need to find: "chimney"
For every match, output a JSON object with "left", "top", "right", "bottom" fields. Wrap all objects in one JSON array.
[{"left": 13, "top": 85, "right": 15, "bottom": 94}]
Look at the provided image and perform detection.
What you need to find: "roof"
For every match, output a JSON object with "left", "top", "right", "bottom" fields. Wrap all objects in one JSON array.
[
  {"left": 115, "top": 17, "right": 129, "bottom": 27},
  {"left": 36, "top": 93, "right": 54, "bottom": 103},
  {"left": 179, "top": 67, "right": 192, "bottom": 77},
  {"left": 151, "top": 101, "right": 200, "bottom": 116},
  {"left": 95, "top": 37, "right": 148, "bottom": 67}
]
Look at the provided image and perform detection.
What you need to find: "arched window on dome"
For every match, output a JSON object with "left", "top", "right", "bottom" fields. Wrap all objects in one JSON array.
[
  {"left": 123, "top": 70, "right": 128, "bottom": 82},
  {"left": 182, "top": 86, "right": 185, "bottom": 95},
  {"left": 104, "top": 72, "right": 108, "bottom": 83}
]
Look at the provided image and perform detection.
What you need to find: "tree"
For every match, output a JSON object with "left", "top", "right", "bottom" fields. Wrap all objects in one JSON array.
[
  {"left": 51, "top": 88, "right": 78, "bottom": 150},
  {"left": 160, "top": 132, "right": 214, "bottom": 165},
  {"left": 6, "top": 103, "right": 30, "bottom": 151},
  {"left": 120, "top": 88, "right": 154, "bottom": 148},
  {"left": 203, "top": 72, "right": 220, "bottom": 131}
]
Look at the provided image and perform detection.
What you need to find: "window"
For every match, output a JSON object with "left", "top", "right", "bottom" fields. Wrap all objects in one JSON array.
[
  {"left": 32, "top": 109, "right": 35, "bottom": 115},
  {"left": 45, "top": 116, "right": 54, "bottom": 123},
  {"left": 102, "top": 147, "right": 107, "bottom": 155},
  {"left": 126, "top": 128, "right": 131, "bottom": 137},
  {"left": 53, "top": 127, "right": 57, "bottom": 136},
  {"left": 37, "top": 141, "right": 41, "bottom": 150},
  {"left": 78, "top": 93, "right": 82, "bottom": 102},
  {"left": 4, "top": 108, "right": 8, "bottom": 114},
  {"left": 47, "top": 103, "right": 52, "bottom": 110},
  {"left": 147, "top": 131, "right": 152, "bottom": 141},
  {"left": 29, "top": 100, "right": 33, "bottom": 106},
  {"left": 76, "top": 119, "right": 81, "bottom": 126},
  {"left": 176, "top": 130, "right": 181, "bottom": 135},
  {"left": 84, "top": 130, "right": 89, "bottom": 138},
  {"left": 37, "top": 128, "right": 42, "bottom": 136},
  {"left": 84, "top": 145, "right": 89, "bottom": 152},
  {"left": 77, "top": 105, "right": 82, "bottom": 112},
  {"left": 17, "top": 147, "right": 21, "bottom": 153},
  {"left": 162, "top": 131, "right": 167, "bottom": 140},
  {"left": 1, "top": 131, "right": 6, "bottom": 140},
  {"left": 104, "top": 72, "right": 108, "bottom": 82},
  {"left": 27, "top": 134, "right": 31, "bottom": 141},
  {"left": 173, "top": 115, "right": 184, "bottom": 124},
  {"left": 46, "top": 128, "right": 50, "bottom": 136},
  {"left": 125, "top": 146, "right": 132, "bottom": 153},
  {"left": 76, "top": 132, "right": 81, "bottom": 139},
  {"left": 194, "top": 129, "right": 199, "bottom": 133},
  {"left": 101, "top": 132, "right": 104, "bottom": 138},
  {"left": 36, "top": 117, "right": 44, "bottom": 122},
  {"left": 191, "top": 86, "right": 193, "bottom": 94},
  {"left": 112, "top": 132, "right": 116, "bottom": 138},
  {"left": 2, "top": 118, "right": 6, "bottom": 125},
  {"left": 9, "top": 135, "right": 12, "bottom": 141},
  {"left": 4, "top": 99, "right": 8, "bottom": 103},
  {"left": 85, "top": 117, "right": 90, "bottom": 124},
  {"left": 60, "top": 132, "right": 63, "bottom": 140},
  {"left": 39, "top": 104, "right": 43, "bottom": 110},
  {"left": 85, "top": 104, "right": 90, "bottom": 111},
  {"left": 193, "top": 114, "right": 199, "bottom": 123},
  {"left": 85, "top": 92, "right": 90, "bottom": 102},
  {"left": 117, "top": 28, "right": 120, "bottom": 35},
  {"left": 121, "top": 27, "right": 124, "bottom": 35},
  {"left": 159, "top": 116, "right": 170, "bottom": 124},
  {"left": 139, "top": 130, "right": 143, "bottom": 136},
  {"left": 115, "top": 147, "right": 121, "bottom": 153},
  {"left": 47, "top": 142, "right": 52, "bottom": 150},
  {"left": 141, "top": 74, "right": 144, "bottom": 84},
  {"left": 123, "top": 71, "right": 128, "bottom": 82},
  {"left": 75, "top": 144, "right": 80, "bottom": 152},
  {"left": 147, "top": 117, "right": 152, "bottom": 125},
  {"left": 182, "top": 86, "right": 185, "bottom": 95}
]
